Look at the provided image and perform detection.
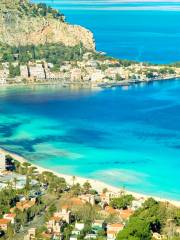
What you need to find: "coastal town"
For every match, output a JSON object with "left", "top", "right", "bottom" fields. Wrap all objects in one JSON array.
[
  {"left": 0, "top": 149, "right": 180, "bottom": 240},
  {"left": 0, "top": 51, "right": 180, "bottom": 88},
  {"left": 0, "top": 1, "right": 180, "bottom": 240}
]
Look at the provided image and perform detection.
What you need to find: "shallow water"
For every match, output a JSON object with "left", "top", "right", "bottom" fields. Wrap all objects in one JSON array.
[{"left": 0, "top": 80, "right": 180, "bottom": 200}]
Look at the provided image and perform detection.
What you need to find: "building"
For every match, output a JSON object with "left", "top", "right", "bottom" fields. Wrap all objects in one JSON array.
[
  {"left": 3, "top": 213, "right": 16, "bottom": 224},
  {"left": 90, "top": 70, "right": 105, "bottom": 83},
  {"left": 79, "top": 194, "right": 95, "bottom": 205},
  {"left": 131, "top": 198, "right": 145, "bottom": 211},
  {"left": 54, "top": 206, "right": 71, "bottom": 224},
  {"left": 20, "top": 65, "right": 29, "bottom": 78},
  {"left": 100, "top": 191, "right": 123, "bottom": 205},
  {"left": 107, "top": 223, "right": 124, "bottom": 240},
  {"left": 24, "top": 228, "right": 36, "bottom": 240},
  {"left": 92, "top": 220, "right": 105, "bottom": 233},
  {"left": 70, "top": 235, "right": 78, "bottom": 240},
  {"left": 0, "top": 69, "right": 7, "bottom": 85},
  {"left": 0, "top": 153, "right": 6, "bottom": 171},
  {"left": 119, "top": 209, "right": 134, "bottom": 221},
  {"left": 85, "top": 233, "right": 97, "bottom": 239},
  {"left": 46, "top": 216, "right": 63, "bottom": 236},
  {"left": 75, "top": 222, "right": 85, "bottom": 231},
  {"left": 104, "top": 206, "right": 117, "bottom": 215},
  {"left": 152, "top": 232, "right": 165, "bottom": 240},
  {"left": 29, "top": 64, "right": 45, "bottom": 79},
  {"left": 0, "top": 219, "right": 11, "bottom": 231},
  {"left": 70, "top": 68, "right": 82, "bottom": 81},
  {"left": 16, "top": 199, "right": 36, "bottom": 211},
  {"left": 92, "top": 220, "right": 104, "bottom": 230}
]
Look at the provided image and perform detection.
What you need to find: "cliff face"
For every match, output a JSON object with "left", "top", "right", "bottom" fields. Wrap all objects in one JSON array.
[{"left": 0, "top": 0, "right": 95, "bottom": 50}]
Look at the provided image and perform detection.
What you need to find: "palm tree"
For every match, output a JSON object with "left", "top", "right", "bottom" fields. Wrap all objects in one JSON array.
[
  {"left": 13, "top": 177, "right": 18, "bottom": 190},
  {"left": 72, "top": 175, "right": 76, "bottom": 186}
]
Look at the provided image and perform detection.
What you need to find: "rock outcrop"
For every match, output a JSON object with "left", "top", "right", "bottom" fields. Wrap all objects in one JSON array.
[{"left": 0, "top": 0, "right": 95, "bottom": 50}]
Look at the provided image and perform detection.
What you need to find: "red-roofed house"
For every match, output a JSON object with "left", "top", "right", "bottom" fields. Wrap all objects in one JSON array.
[
  {"left": 107, "top": 223, "right": 124, "bottom": 240},
  {"left": 119, "top": 209, "right": 134, "bottom": 220},
  {"left": 3, "top": 213, "right": 16, "bottom": 224},
  {"left": 105, "top": 206, "right": 117, "bottom": 215},
  {"left": 0, "top": 219, "right": 11, "bottom": 231},
  {"left": 54, "top": 206, "right": 71, "bottom": 224}
]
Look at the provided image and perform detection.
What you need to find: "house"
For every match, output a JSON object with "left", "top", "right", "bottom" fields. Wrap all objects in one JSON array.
[
  {"left": 0, "top": 219, "right": 11, "bottom": 231},
  {"left": 90, "top": 70, "right": 105, "bottom": 83},
  {"left": 152, "top": 232, "right": 165, "bottom": 240},
  {"left": 24, "top": 228, "right": 36, "bottom": 240},
  {"left": 71, "top": 229, "right": 81, "bottom": 235},
  {"left": 70, "top": 68, "right": 82, "bottom": 81},
  {"left": 92, "top": 220, "right": 104, "bottom": 230},
  {"left": 107, "top": 223, "right": 124, "bottom": 240},
  {"left": 0, "top": 153, "right": 6, "bottom": 171},
  {"left": 20, "top": 65, "right": 29, "bottom": 78},
  {"left": 100, "top": 191, "right": 122, "bottom": 205},
  {"left": 46, "top": 215, "right": 64, "bottom": 237},
  {"left": 70, "top": 235, "right": 78, "bottom": 240},
  {"left": 104, "top": 206, "right": 117, "bottom": 215},
  {"left": 79, "top": 194, "right": 95, "bottom": 205},
  {"left": 176, "top": 226, "right": 180, "bottom": 235},
  {"left": 41, "top": 232, "right": 54, "bottom": 239},
  {"left": 54, "top": 206, "right": 71, "bottom": 224},
  {"left": 85, "top": 233, "right": 97, "bottom": 239},
  {"left": 3, "top": 213, "right": 16, "bottom": 224},
  {"left": 75, "top": 222, "right": 85, "bottom": 231},
  {"left": 0, "top": 69, "right": 7, "bottom": 84},
  {"left": 29, "top": 64, "right": 45, "bottom": 79},
  {"left": 119, "top": 209, "right": 134, "bottom": 221},
  {"left": 16, "top": 199, "right": 36, "bottom": 211},
  {"left": 131, "top": 198, "right": 145, "bottom": 211}
]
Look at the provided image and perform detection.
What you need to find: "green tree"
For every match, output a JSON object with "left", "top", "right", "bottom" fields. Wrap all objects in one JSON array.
[
  {"left": 117, "top": 217, "right": 152, "bottom": 240},
  {"left": 83, "top": 181, "right": 92, "bottom": 194},
  {"left": 110, "top": 195, "right": 134, "bottom": 210}
]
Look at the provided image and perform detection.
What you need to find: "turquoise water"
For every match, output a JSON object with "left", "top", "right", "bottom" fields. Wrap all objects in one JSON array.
[
  {"left": 1, "top": 1, "right": 180, "bottom": 199},
  {"left": 33, "top": 0, "right": 180, "bottom": 63},
  {"left": 0, "top": 80, "right": 180, "bottom": 200}
]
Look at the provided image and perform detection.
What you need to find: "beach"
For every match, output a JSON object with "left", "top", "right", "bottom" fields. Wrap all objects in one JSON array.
[{"left": 1, "top": 147, "right": 180, "bottom": 208}]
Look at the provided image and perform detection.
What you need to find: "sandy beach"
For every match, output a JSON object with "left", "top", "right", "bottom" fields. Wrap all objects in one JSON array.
[{"left": 0, "top": 147, "right": 180, "bottom": 208}]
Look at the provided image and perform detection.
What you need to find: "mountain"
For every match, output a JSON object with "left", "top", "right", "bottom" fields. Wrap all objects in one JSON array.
[{"left": 0, "top": 0, "right": 95, "bottom": 50}]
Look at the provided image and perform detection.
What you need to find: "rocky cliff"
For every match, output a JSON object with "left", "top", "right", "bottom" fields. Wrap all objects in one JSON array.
[{"left": 0, "top": 0, "right": 95, "bottom": 50}]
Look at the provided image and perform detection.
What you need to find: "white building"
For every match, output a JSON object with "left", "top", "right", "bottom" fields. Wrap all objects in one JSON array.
[
  {"left": 85, "top": 233, "right": 97, "bottom": 239},
  {"left": 0, "top": 154, "right": 6, "bottom": 171},
  {"left": 75, "top": 222, "right": 85, "bottom": 231},
  {"left": 79, "top": 194, "right": 95, "bottom": 205},
  {"left": 107, "top": 223, "right": 124, "bottom": 240},
  {"left": 29, "top": 64, "right": 45, "bottom": 79},
  {"left": 90, "top": 70, "right": 105, "bottom": 82},
  {"left": 20, "top": 65, "right": 29, "bottom": 78},
  {"left": 54, "top": 206, "right": 71, "bottom": 224}
]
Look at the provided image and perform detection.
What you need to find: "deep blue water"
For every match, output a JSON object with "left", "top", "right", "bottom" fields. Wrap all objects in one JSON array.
[
  {"left": 0, "top": 80, "right": 180, "bottom": 200},
  {"left": 33, "top": 0, "right": 180, "bottom": 63}
]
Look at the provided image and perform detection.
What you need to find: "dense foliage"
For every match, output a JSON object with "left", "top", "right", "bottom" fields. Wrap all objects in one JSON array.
[
  {"left": 117, "top": 198, "right": 180, "bottom": 240},
  {"left": 0, "top": 43, "right": 87, "bottom": 65},
  {"left": 110, "top": 194, "right": 134, "bottom": 210},
  {"left": 0, "top": 0, "right": 64, "bottom": 21}
]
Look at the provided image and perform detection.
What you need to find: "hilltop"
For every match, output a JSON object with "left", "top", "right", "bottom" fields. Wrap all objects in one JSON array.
[{"left": 0, "top": 0, "right": 95, "bottom": 50}]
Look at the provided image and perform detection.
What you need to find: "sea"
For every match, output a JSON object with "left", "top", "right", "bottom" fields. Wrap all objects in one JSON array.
[
  {"left": 1, "top": 1, "right": 180, "bottom": 200},
  {"left": 33, "top": 0, "right": 180, "bottom": 64}
]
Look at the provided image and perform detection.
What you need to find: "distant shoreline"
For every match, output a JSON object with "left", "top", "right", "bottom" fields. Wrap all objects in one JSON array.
[
  {"left": 0, "top": 147, "right": 180, "bottom": 208},
  {"left": 0, "top": 76, "right": 180, "bottom": 90}
]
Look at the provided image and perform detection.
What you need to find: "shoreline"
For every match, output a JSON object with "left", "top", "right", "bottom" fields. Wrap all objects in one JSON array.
[
  {"left": 0, "top": 75, "right": 180, "bottom": 90},
  {"left": 0, "top": 147, "right": 180, "bottom": 208}
]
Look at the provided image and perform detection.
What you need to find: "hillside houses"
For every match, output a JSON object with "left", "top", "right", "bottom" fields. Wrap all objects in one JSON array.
[{"left": 0, "top": 54, "right": 179, "bottom": 87}]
